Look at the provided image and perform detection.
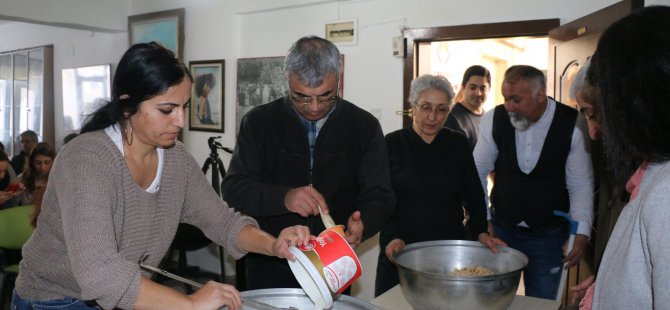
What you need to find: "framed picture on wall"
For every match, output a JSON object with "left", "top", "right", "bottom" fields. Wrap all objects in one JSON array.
[
  {"left": 236, "top": 57, "right": 287, "bottom": 134},
  {"left": 189, "top": 60, "right": 225, "bottom": 132},
  {"left": 235, "top": 55, "right": 345, "bottom": 134},
  {"left": 128, "top": 8, "right": 185, "bottom": 61}
]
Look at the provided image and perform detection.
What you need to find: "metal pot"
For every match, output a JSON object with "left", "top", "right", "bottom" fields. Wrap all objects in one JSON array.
[
  {"left": 241, "top": 288, "right": 381, "bottom": 310},
  {"left": 391, "top": 240, "right": 528, "bottom": 310}
]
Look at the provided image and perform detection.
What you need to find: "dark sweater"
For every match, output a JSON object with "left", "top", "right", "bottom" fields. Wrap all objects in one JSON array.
[
  {"left": 444, "top": 102, "right": 483, "bottom": 151},
  {"left": 379, "top": 127, "right": 487, "bottom": 248},
  {"left": 222, "top": 96, "right": 395, "bottom": 240}
]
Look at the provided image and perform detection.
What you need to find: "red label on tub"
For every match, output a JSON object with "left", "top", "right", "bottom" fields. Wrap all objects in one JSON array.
[{"left": 298, "top": 228, "right": 362, "bottom": 294}]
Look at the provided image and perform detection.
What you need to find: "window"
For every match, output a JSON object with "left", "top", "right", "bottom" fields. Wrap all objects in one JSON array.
[{"left": 0, "top": 46, "right": 54, "bottom": 157}]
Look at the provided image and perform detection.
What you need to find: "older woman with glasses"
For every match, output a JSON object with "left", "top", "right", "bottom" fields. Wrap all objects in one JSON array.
[{"left": 374, "top": 74, "right": 505, "bottom": 296}]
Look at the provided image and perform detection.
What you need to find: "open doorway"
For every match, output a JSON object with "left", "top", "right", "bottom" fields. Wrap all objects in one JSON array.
[
  {"left": 401, "top": 19, "right": 559, "bottom": 128},
  {"left": 417, "top": 36, "right": 548, "bottom": 113}
]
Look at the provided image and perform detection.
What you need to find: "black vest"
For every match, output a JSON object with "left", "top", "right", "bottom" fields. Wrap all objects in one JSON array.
[{"left": 491, "top": 101, "right": 577, "bottom": 229}]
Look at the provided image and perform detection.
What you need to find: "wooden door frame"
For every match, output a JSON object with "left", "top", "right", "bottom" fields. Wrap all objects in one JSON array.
[
  {"left": 547, "top": 0, "right": 643, "bottom": 97},
  {"left": 401, "top": 19, "right": 559, "bottom": 128},
  {"left": 547, "top": 0, "right": 643, "bottom": 306}
]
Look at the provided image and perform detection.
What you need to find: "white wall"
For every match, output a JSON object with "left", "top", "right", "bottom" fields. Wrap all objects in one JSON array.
[
  {"left": 0, "top": 0, "right": 129, "bottom": 32},
  {"left": 1, "top": 0, "right": 632, "bottom": 302}
]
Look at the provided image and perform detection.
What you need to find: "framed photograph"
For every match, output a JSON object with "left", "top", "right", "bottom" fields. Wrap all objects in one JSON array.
[
  {"left": 236, "top": 57, "right": 287, "bottom": 133},
  {"left": 61, "top": 64, "right": 112, "bottom": 131},
  {"left": 189, "top": 60, "right": 225, "bottom": 132},
  {"left": 325, "top": 19, "right": 358, "bottom": 46},
  {"left": 235, "top": 56, "right": 346, "bottom": 134},
  {"left": 128, "top": 8, "right": 185, "bottom": 60}
]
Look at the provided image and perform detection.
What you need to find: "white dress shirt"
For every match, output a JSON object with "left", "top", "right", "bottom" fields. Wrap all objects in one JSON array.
[{"left": 473, "top": 98, "right": 594, "bottom": 236}]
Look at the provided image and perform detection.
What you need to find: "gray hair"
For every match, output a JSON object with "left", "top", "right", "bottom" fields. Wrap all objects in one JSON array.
[
  {"left": 503, "top": 65, "right": 546, "bottom": 95},
  {"left": 569, "top": 59, "right": 591, "bottom": 101},
  {"left": 284, "top": 36, "right": 341, "bottom": 88},
  {"left": 408, "top": 74, "right": 454, "bottom": 105},
  {"left": 20, "top": 130, "right": 38, "bottom": 142}
]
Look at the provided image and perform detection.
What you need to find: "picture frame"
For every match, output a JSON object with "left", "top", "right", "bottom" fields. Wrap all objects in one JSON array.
[
  {"left": 325, "top": 19, "right": 358, "bottom": 46},
  {"left": 189, "top": 60, "right": 225, "bottom": 132},
  {"left": 128, "top": 8, "right": 185, "bottom": 61},
  {"left": 236, "top": 56, "right": 346, "bottom": 134},
  {"left": 236, "top": 57, "right": 287, "bottom": 134}
]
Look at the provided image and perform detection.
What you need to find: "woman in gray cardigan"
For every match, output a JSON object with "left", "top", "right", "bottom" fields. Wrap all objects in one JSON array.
[
  {"left": 570, "top": 6, "right": 670, "bottom": 309},
  {"left": 11, "top": 42, "right": 312, "bottom": 310}
]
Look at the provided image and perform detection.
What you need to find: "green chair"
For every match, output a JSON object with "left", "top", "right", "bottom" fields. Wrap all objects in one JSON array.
[{"left": 0, "top": 205, "right": 34, "bottom": 308}]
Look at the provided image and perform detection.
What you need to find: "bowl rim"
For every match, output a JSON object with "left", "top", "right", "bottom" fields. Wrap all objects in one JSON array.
[{"left": 390, "top": 240, "right": 528, "bottom": 281}]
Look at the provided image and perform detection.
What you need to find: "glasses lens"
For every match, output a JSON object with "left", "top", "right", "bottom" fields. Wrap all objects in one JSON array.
[
  {"left": 417, "top": 104, "right": 449, "bottom": 115},
  {"left": 290, "top": 86, "right": 337, "bottom": 105},
  {"left": 316, "top": 95, "right": 336, "bottom": 104}
]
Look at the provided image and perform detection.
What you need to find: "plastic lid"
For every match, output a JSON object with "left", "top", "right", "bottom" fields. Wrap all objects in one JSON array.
[{"left": 287, "top": 246, "right": 333, "bottom": 309}]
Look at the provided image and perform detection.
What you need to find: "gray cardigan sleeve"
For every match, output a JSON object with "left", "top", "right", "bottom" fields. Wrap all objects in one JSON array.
[{"left": 179, "top": 145, "right": 258, "bottom": 259}]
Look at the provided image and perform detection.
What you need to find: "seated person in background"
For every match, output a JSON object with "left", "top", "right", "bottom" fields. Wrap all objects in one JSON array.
[
  {"left": 11, "top": 42, "right": 311, "bottom": 310},
  {"left": 374, "top": 74, "right": 505, "bottom": 297},
  {"left": 16, "top": 142, "right": 56, "bottom": 226},
  {"left": 0, "top": 141, "right": 20, "bottom": 193},
  {"left": 0, "top": 151, "right": 23, "bottom": 209},
  {"left": 11, "top": 130, "right": 38, "bottom": 174},
  {"left": 63, "top": 133, "right": 79, "bottom": 145}
]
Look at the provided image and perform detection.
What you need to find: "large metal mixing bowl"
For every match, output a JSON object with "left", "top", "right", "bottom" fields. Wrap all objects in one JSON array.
[
  {"left": 241, "top": 288, "right": 380, "bottom": 309},
  {"left": 391, "top": 240, "right": 528, "bottom": 310}
]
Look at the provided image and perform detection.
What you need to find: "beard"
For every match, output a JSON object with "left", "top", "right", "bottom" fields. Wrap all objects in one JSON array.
[{"left": 508, "top": 112, "right": 530, "bottom": 131}]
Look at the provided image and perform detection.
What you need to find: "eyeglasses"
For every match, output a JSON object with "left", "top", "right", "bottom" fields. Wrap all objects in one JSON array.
[
  {"left": 414, "top": 103, "right": 450, "bottom": 116},
  {"left": 290, "top": 88, "right": 337, "bottom": 105}
]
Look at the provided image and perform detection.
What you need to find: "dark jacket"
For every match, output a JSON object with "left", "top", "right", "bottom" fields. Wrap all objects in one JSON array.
[
  {"left": 491, "top": 103, "right": 577, "bottom": 229},
  {"left": 380, "top": 127, "right": 487, "bottom": 248},
  {"left": 444, "top": 102, "right": 482, "bottom": 151},
  {"left": 222, "top": 96, "right": 394, "bottom": 240},
  {"left": 11, "top": 151, "right": 27, "bottom": 175}
]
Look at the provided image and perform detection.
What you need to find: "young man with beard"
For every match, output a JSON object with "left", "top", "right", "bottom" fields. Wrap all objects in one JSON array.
[
  {"left": 473, "top": 65, "right": 594, "bottom": 300},
  {"left": 444, "top": 65, "right": 490, "bottom": 151}
]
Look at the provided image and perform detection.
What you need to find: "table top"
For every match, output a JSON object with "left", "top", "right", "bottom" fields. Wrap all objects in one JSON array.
[{"left": 370, "top": 285, "right": 561, "bottom": 310}]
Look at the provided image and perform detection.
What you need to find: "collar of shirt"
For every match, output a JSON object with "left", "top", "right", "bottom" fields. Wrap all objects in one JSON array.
[
  {"left": 515, "top": 98, "right": 556, "bottom": 173},
  {"left": 104, "top": 124, "right": 164, "bottom": 193},
  {"left": 293, "top": 102, "right": 338, "bottom": 137}
]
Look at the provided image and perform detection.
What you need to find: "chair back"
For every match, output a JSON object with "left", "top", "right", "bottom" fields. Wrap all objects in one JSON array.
[{"left": 0, "top": 205, "right": 34, "bottom": 249}]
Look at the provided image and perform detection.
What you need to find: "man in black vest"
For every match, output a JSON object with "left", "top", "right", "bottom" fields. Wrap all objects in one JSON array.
[{"left": 473, "top": 65, "right": 594, "bottom": 300}]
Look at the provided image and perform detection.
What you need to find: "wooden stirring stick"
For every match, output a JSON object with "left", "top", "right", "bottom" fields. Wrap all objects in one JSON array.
[
  {"left": 318, "top": 203, "right": 336, "bottom": 229},
  {"left": 310, "top": 183, "right": 343, "bottom": 235}
]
